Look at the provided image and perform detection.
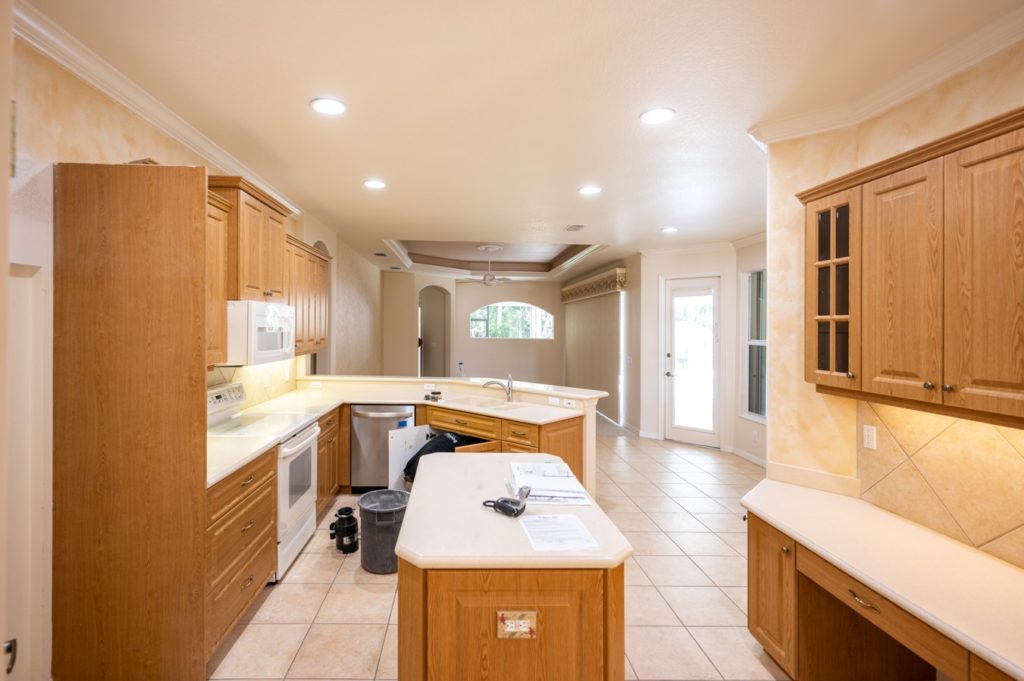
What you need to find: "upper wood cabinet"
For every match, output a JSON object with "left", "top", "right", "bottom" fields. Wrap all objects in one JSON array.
[
  {"left": 208, "top": 176, "right": 292, "bottom": 303},
  {"left": 284, "top": 234, "right": 331, "bottom": 356},
  {"left": 861, "top": 159, "right": 944, "bottom": 403},
  {"left": 206, "top": 191, "right": 232, "bottom": 366},
  {"left": 800, "top": 108, "right": 1024, "bottom": 423}
]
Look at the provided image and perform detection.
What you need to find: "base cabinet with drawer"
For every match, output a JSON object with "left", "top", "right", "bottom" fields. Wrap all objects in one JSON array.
[
  {"left": 747, "top": 514, "right": 1018, "bottom": 681},
  {"left": 205, "top": 449, "right": 278, "bottom": 659},
  {"left": 316, "top": 408, "right": 340, "bottom": 515}
]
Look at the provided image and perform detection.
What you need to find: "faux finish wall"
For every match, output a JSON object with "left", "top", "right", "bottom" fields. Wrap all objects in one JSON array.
[
  {"left": 734, "top": 239, "right": 767, "bottom": 461},
  {"left": 565, "top": 292, "right": 622, "bottom": 422},
  {"left": 766, "top": 40, "right": 1024, "bottom": 488},
  {"left": 380, "top": 272, "right": 419, "bottom": 376},
  {"left": 453, "top": 281, "right": 565, "bottom": 385}
]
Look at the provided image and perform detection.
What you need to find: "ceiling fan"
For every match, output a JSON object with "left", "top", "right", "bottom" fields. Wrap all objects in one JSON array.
[{"left": 475, "top": 244, "right": 512, "bottom": 286}]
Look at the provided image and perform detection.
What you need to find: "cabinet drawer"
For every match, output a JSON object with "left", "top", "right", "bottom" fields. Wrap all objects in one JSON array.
[
  {"left": 502, "top": 441, "right": 539, "bottom": 453},
  {"left": 206, "top": 528, "right": 275, "bottom": 656},
  {"left": 207, "top": 479, "right": 275, "bottom": 589},
  {"left": 318, "top": 408, "right": 339, "bottom": 432},
  {"left": 796, "top": 545, "right": 969, "bottom": 681},
  {"left": 455, "top": 440, "right": 501, "bottom": 453},
  {"left": 208, "top": 449, "right": 276, "bottom": 526},
  {"left": 427, "top": 407, "right": 501, "bottom": 440},
  {"left": 502, "top": 420, "right": 539, "bottom": 447}
]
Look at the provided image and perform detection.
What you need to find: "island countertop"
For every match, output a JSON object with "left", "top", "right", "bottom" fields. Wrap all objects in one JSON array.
[{"left": 394, "top": 453, "right": 633, "bottom": 569}]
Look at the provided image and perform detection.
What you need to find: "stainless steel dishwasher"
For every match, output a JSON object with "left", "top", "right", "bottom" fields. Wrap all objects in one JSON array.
[{"left": 350, "top": 404, "right": 416, "bottom": 488}]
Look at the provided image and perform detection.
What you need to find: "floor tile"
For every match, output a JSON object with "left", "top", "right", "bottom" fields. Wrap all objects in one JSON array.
[
  {"left": 624, "top": 586, "right": 681, "bottom": 625},
  {"left": 244, "top": 583, "right": 330, "bottom": 624},
  {"left": 689, "top": 627, "right": 789, "bottom": 680},
  {"left": 599, "top": 496, "right": 643, "bottom": 513},
  {"left": 625, "top": 626, "right": 722, "bottom": 680},
  {"left": 719, "top": 532, "right": 748, "bottom": 556},
  {"left": 655, "top": 482, "right": 707, "bottom": 497},
  {"left": 375, "top": 625, "right": 398, "bottom": 679},
  {"left": 608, "top": 511, "right": 661, "bottom": 532},
  {"left": 209, "top": 623, "right": 308, "bottom": 679},
  {"left": 634, "top": 555, "right": 713, "bottom": 586},
  {"left": 720, "top": 586, "right": 748, "bottom": 614},
  {"left": 667, "top": 532, "right": 740, "bottom": 556},
  {"left": 693, "top": 513, "right": 749, "bottom": 533},
  {"left": 597, "top": 482, "right": 627, "bottom": 497},
  {"left": 691, "top": 555, "right": 749, "bottom": 586},
  {"left": 621, "top": 531, "right": 684, "bottom": 555},
  {"left": 315, "top": 583, "right": 396, "bottom": 624},
  {"left": 660, "top": 586, "right": 746, "bottom": 625},
  {"left": 335, "top": 555, "right": 399, "bottom": 584},
  {"left": 286, "top": 623, "right": 386, "bottom": 679},
  {"left": 281, "top": 551, "right": 344, "bottom": 584},
  {"left": 632, "top": 496, "right": 684, "bottom": 513},
  {"left": 648, "top": 512, "right": 709, "bottom": 532},
  {"left": 624, "top": 556, "right": 652, "bottom": 586},
  {"left": 618, "top": 481, "right": 668, "bottom": 497},
  {"left": 673, "top": 497, "right": 729, "bottom": 513}
]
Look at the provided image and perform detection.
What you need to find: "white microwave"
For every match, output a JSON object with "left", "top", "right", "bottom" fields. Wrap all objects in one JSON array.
[{"left": 219, "top": 301, "right": 295, "bottom": 366}]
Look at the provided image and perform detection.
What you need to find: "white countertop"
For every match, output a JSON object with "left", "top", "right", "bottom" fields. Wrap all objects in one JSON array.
[
  {"left": 207, "top": 435, "right": 278, "bottom": 487},
  {"left": 742, "top": 480, "right": 1024, "bottom": 679},
  {"left": 394, "top": 453, "right": 633, "bottom": 569}
]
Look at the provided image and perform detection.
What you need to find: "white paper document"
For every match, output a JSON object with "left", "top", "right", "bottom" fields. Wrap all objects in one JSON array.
[
  {"left": 519, "top": 514, "right": 599, "bottom": 551},
  {"left": 510, "top": 462, "right": 591, "bottom": 506}
]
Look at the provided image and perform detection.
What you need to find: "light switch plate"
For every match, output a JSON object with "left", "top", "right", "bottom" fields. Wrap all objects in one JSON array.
[
  {"left": 548, "top": 396, "right": 560, "bottom": 406},
  {"left": 863, "top": 425, "right": 877, "bottom": 450},
  {"left": 423, "top": 383, "right": 435, "bottom": 391},
  {"left": 496, "top": 610, "right": 537, "bottom": 639}
]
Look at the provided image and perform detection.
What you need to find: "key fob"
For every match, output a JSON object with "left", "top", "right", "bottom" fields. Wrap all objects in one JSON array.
[{"left": 483, "top": 497, "right": 526, "bottom": 517}]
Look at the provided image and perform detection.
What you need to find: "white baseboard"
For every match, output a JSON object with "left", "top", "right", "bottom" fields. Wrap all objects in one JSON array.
[
  {"left": 724, "top": 445, "right": 766, "bottom": 466},
  {"left": 621, "top": 422, "right": 640, "bottom": 435},
  {"left": 766, "top": 461, "right": 860, "bottom": 497},
  {"left": 639, "top": 430, "right": 660, "bottom": 440}
]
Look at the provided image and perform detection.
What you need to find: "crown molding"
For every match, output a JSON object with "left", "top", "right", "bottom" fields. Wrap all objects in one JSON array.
[
  {"left": 749, "top": 7, "right": 1024, "bottom": 145},
  {"left": 382, "top": 239, "right": 413, "bottom": 269},
  {"left": 640, "top": 241, "right": 734, "bottom": 257},
  {"left": 561, "top": 268, "right": 626, "bottom": 304},
  {"left": 731, "top": 231, "right": 766, "bottom": 249},
  {"left": 13, "top": 0, "right": 301, "bottom": 215}
]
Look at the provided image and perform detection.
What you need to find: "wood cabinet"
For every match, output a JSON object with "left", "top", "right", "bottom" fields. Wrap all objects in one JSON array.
[
  {"left": 316, "top": 408, "right": 340, "bottom": 515},
  {"left": 205, "top": 450, "right": 278, "bottom": 659},
  {"left": 971, "top": 655, "right": 1016, "bottom": 681},
  {"left": 748, "top": 513, "right": 798, "bottom": 678},
  {"left": 53, "top": 163, "right": 208, "bottom": 681},
  {"left": 206, "top": 191, "right": 231, "bottom": 366},
  {"left": 209, "top": 176, "right": 292, "bottom": 303},
  {"left": 800, "top": 110, "right": 1024, "bottom": 424},
  {"left": 284, "top": 234, "right": 331, "bottom": 356}
]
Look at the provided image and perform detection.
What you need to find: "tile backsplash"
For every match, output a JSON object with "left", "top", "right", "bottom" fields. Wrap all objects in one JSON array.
[
  {"left": 206, "top": 356, "right": 304, "bottom": 410},
  {"left": 857, "top": 401, "right": 1024, "bottom": 570}
]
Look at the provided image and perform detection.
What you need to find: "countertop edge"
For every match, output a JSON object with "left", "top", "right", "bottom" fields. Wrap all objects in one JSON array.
[
  {"left": 206, "top": 439, "right": 278, "bottom": 487},
  {"left": 393, "top": 545, "right": 634, "bottom": 570},
  {"left": 741, "top": 480, "right": 1024, "bottom": 680}
]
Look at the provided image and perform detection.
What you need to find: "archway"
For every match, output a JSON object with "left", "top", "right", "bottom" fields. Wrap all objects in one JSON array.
[{"left": 419, "top": 285, "right": 450, "bottom": 377}]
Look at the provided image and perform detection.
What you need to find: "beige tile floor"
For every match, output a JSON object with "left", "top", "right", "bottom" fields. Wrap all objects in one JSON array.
[{"left": 207, "top": 421, "right": 786, "bottom": 680}]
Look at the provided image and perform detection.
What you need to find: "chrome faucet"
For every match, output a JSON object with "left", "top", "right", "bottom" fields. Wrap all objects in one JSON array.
[{"left": 483, "top": 374, "right": 514, "bottom": 402}]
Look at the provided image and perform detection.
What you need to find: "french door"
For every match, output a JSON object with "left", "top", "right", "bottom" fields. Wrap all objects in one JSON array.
[{"left": 664, "top": 277, "right": 720, "bottom": 447}]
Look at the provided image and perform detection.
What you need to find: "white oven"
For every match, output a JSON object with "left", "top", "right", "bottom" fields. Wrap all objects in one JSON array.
[
  {"left": 220, "top": 300, "right": 295, "bottom": 366},
  {"left": 276, "top": 423, "right": 320, "bottom": 577}
]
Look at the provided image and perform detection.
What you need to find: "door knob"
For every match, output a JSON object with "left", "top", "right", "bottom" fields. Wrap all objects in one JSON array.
[
  {"left": 922, "top": 381, "right": 935, "bottom": 390},
  {"left": 665, "top": 371, "right": 674, "bottom": 378}
]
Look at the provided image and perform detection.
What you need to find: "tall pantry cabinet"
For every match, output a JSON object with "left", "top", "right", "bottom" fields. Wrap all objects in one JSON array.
[{"left": 53, "top": 163, "right": 207, "bottom": 680}]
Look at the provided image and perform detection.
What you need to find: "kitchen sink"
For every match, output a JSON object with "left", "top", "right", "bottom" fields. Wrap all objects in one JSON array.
[{"left": 442, "top": 396, "right": 506, "bottom": 408}]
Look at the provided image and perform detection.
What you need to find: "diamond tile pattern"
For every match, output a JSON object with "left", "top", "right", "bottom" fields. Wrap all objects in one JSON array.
[{"left": 858, "top": 401, "right": 1024, "bottom": 569}]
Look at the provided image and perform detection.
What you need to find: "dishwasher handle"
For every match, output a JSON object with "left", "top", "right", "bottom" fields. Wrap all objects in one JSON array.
[{"left": 353, "top": 409, "right": 414, "bottom": 419}]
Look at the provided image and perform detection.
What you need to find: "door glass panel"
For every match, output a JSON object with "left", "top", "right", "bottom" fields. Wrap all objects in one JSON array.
[
  {"left": 835, "top": 322, "right": 849, "bottom": 374},
  {"left": 817, "top": 322, "right": 830, "bottom": 371},
  {"left": 817, "top": 210, "right": 831, "bottom": 262},
  {"left": 817, "top": 267, "right": 830, "bottom": 316},
  {"left": 671, "top": 290, "right": 714, "bottom": 432},
  {"left": 289, "top": 448, "right": 312, "bottom": 508},
  {"left": 835, "top": 205, "right": 850, "bottom": 259},
  {"left": 835, "top": 264, "right": 849, "bottom": 316}
]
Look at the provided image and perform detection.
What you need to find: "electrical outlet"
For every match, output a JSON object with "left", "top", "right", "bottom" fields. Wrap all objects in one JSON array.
[
  {"left": 310, "top": 381, "right": 323, "bottom": 389},
  {"left": 863, "top": 425, "right": 877, "bottom": 450},
  {"left": 548, "top": 396, "right": 560, "bottom": 406},
  {"left": 562, "top": 398, "right": 577, "bottom": 408},
  {"left": 423, "top": 383, "right": 435, "bottom": 391}
]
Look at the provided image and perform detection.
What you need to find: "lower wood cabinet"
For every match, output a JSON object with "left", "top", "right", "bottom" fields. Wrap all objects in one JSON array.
[
  {"left": 205, "top": 449, "right": 278, "bottom": 659},
  {"left": 971, "top": 655, "right": 1016, "bottom": 681},
  {"left": 316, "top": 408, "right": 340, "bottom": 515},
  {"left": 748, "top": 513, "right": 798, "bottom": 678}
]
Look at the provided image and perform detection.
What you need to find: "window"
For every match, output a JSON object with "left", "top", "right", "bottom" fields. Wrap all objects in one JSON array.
[
  {"left": 468, "top": 301, "right": 554, "bottom": 339},
  {"left": 745, "top": 270, "right": 767, "bottom": 418}
]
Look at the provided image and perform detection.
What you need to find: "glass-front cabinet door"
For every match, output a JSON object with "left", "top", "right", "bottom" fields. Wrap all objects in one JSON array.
[{"left": 804, "top": 187, "right": 861, "bottom": 389}]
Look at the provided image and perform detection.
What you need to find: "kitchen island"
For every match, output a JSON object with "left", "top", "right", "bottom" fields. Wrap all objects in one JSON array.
[{"left": 395, "top": 453, "right": 632, "bottom": 681}]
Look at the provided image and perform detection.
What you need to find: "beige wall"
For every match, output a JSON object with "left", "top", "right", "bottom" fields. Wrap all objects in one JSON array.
[
  {"left": 766, "top": 40, "right": 1024, "bottom": 488},
  {"left": 1, "top": 0, "right": 11, "bottom": 658},
  {"left": 380, "top": 271, "right": 419, "bottom": 376},
  {"left": 419, "top": 285, "right": 450, "bottom": 377},
  {"left": 453, "top": 281, "right": 565, "bottom": 385},
  {"left": 623, "top": 254, "right": 644, "bottom": 432},
  {"left": 565, "top": 292, "right": 622, "bottom": 422},
  {"left": 734, "top": 239, "right": 767, "bottom": 461},
  {"left": 330, "top": 233, "right": 382, "bottom": 375}
]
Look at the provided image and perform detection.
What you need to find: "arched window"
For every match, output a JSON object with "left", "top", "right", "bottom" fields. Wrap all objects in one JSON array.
[{"left": 468, "top": 301, "right": 554, "bottom": 339}]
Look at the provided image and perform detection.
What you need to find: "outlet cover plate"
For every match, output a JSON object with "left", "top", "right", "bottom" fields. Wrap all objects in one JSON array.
[
  {"left": 497, "top": 610, "right": 537, "bottom": 639},
  {"left": 863, "top": 425, "right": 877, "bottom": 450}
]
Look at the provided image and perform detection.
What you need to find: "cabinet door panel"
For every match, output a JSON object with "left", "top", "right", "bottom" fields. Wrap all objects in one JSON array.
[
  {"left": 264, "top": 210, "right": 287, "bottom": 301},
  {"left": 237, "top": 194, "right": 266, "bottom": 300},
  {"left": 205, "top": 197, "right": 229, "bottom": 365},
  {"left": 944, "top": 130, "right": 1024, "bottom": 417},
  {"left": 747, "top": 513, "right": 797, "bottom": 678},
  {"left": 862, "top": 159, "right": 944, "bottom": 402}
]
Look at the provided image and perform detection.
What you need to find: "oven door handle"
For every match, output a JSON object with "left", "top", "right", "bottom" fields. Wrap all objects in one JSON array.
[{"left": 280, "top": 426, "right": 321, "bottom": 459}]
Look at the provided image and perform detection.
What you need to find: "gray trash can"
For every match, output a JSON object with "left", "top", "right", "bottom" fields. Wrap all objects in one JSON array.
[{"left": 358, "top": 489, "right": 410, "bottom": 574}]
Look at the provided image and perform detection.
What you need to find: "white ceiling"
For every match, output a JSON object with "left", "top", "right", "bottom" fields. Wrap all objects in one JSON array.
[
  {"left": 402, "top": 241, "right": 569, "bottom": 263},
  {"left": 26, "top": 0, "right": 1024, "bottom": 277}
]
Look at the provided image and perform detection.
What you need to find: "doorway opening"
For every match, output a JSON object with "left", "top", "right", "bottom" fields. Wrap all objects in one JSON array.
[{"left": 418, "top": 285, "right": 450, "bottom": 377}]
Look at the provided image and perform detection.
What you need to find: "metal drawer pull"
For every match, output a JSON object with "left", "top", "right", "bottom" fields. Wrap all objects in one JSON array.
[
  {"left": 240, "top": 475, "right": 255, "bottom": 487},
  {"left": 780, "top": 545, "right": 790, "bottom": 555},
  {"left": 942, "top": 384, "right": 954, "bottom": 392},
  {"left": 846, "top": 372, "right": 855, "bottom": 379},
  {"left": 455, "top": 419, "right": 468, "bottom": 425},
  {"left": 848, "top": 589, "right": 880, "bottom": 614},
  {"left": 241, "top": 520, "right": 255, "bottom": 533},
  {"left": 511, "top": 430, "right": 527, "bottom": 437},
  {"left": 241, "top": 575, "right": 254, "bottom": 590},
  {"left": 922, "top": 381, "right": 935, "bottom": 390}
]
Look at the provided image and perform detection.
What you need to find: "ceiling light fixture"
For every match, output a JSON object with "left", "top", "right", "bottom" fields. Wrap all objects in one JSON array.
[
  {"left": 640, "top": 108, "right": 676, "bottom": 125},
  {"left": 363, "top": 178, "right": 387, "bottom": 190},
  {"left": 661, "top": 226, "right": 679, "bottom": 234},
  {"left": 578, "top": 185, "right": 602, "bottom": 196},
  {"left": 310, "top": 97, "right": 347, "bottom": 115}
]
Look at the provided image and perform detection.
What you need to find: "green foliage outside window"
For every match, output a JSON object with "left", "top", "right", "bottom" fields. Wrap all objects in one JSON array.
[{"left": 469, "top": 301, "right": 554, "bottom": 339}]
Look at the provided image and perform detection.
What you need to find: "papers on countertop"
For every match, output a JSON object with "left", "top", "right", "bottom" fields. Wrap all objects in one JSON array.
[
  {"left": 519, "top": 514, "right": 599, "bottom": 552},
  {"left": 510, "top": 462, "right": 591, "bottom": 505}
]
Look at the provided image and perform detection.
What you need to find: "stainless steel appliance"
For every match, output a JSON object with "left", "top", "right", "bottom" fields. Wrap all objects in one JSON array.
[{"left": 351, "top": 405, "right": 415, "bottom": 487}]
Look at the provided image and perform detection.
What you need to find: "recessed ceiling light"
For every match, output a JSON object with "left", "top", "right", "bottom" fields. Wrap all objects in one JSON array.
[
  {"left": 373, "top": 252, "right": 387, "bottom": 257},
  {"left": 578, "top": 185, "right": 602, "bottom": 196},
  {"left": 661, "top": 226, "right": 679, "bottom": 234},
  {"left": 640, "top": 108, "right": 676, "bottom": 125},
  {"left": 310, "top": 97, "right": 346, "bottom": 115},
  {"left": 363, "top": 179, "right": 387, "bottom": 190}
]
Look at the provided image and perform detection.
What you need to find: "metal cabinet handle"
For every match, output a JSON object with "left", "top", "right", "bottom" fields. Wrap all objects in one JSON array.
[
  {"left": 240, "top": 475, "right": 255, "bottom": 487},
  {"left": 241, "top": 575, "right": 255, "bottom": 590},
  {"left": 941, "top": 384, "right": 954, "bottom": 393},
  {"left": 511, "top": 430, "right": 527, "bottom": 437},
  {"left": 922, "top": 381, "right": 935, "bottom": 390},
  {"left": 781, "top": 545, "right": 790, "bottom": 555},
  {"left": 848, "top": 589, "right": 880, "bottom": 614},
  {"left": 4, "top": 638, "right": 16, "bottom": 674},
  {"left": 846, "top": 372, "right": 855, "bottom": 379},
  {"left": 241, "top": 520, "right": 255, "bottom": 533},
  {"left": 455, "top": 419, "right": 468, "bottom": 425}
]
